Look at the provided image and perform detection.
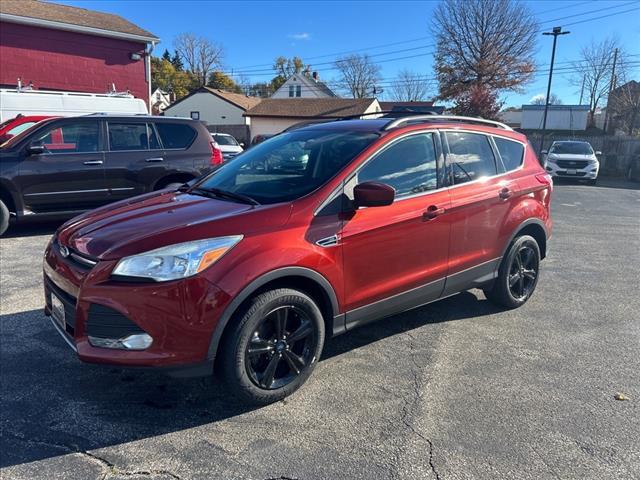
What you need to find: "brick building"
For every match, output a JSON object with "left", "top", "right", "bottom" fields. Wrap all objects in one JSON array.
[{"left": 0, "top": 0, "right": 159, "bottom": 105}]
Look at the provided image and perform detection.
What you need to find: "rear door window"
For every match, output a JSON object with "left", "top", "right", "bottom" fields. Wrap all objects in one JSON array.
[
  {"left": 31, "top": 121, "right": 99, "bottom": 154},
  {"left": 155, "top": 123, "right": 197, "bottom": 149},
  {"left": 494, "top": 137, "right": 525, "bottom": 171},
  {"left": 108, "top": 123, "right": 156, "bottom": 151},
  {"left": 445, "top": 131, "right": 497, "bottom": 185}
]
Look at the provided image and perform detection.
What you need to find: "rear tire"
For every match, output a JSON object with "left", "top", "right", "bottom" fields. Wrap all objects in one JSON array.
[
  {"left": 0, "top": 200, "right": 9, "bottom": 237},
  {"left": 219, "top": 288, "right": 325, "bottom": 405},
  {"left": 484, "top": 235, "right": 540, "bottom": 309}
]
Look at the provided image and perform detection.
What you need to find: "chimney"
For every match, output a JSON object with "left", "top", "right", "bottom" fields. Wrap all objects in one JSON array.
[{"left": 312, "top": 71, "right": 319, "bottom": 82}]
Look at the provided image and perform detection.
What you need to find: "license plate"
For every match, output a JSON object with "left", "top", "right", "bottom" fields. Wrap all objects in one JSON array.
[
  {"left": 51, "top": 294, "right": 65, "bottom": 331},
  {"left": 566, "top": 169, "right": 577, "bottom": 175}
]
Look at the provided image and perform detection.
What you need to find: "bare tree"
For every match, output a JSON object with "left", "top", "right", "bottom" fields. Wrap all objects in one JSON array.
[
  {"left": 531, "top": 93, "right": 562, "bottom": 105},
  {"left": 431, "top": 0, "right": 537, "bottom": 117},
  {"left": 571, "top": 37, "right": 625, "bottom": 124},
  {"left": 334, "top": 54, "right": 382, "bottom": 98},
  {"left": 174, "top": 33, "right": 224, "bottom": 86},
  {"left": 390, "top": 69, "right": 433, "bottom": 101}
]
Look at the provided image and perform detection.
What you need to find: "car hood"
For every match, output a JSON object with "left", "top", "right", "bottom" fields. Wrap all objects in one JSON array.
[
  {"left": 219, "top": 145, "right": 243, "bottom": 153},
  {"left": 57, "top": 191, "right": 291, "bottom": 260},
  {"left": 547, "top": 154, "right": 596, "bottom": 161}
]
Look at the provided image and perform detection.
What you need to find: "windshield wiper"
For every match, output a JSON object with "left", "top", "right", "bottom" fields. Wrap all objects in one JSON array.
[{"left": 190, "top": 187, "right": 260, "bottom": 206}]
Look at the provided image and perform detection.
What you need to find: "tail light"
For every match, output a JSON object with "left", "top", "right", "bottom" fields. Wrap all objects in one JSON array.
[{"left": 209, "top": 141, "right": 223, "bottom": 166}]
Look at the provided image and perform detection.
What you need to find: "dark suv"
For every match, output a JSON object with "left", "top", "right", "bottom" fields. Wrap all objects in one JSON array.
[
  {"left": 0, "top": 115, "right": 216, "bottom": 235},
  {"left": 44, "top": 115, "right": 552, "bottom": 404}
]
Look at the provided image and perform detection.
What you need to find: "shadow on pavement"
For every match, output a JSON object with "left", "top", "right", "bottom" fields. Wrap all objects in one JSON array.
[
  {"left": 553, "top": 177, "right": 640, "bottom": 190},
  {"left": 0, "top": 291, "right": 499, "bottom": 468},
  {"left": 3, "top": 220, "right": 63, "bottom": 239}
]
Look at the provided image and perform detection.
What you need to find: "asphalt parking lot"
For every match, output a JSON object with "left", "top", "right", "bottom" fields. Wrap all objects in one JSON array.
[{"left": 1, "top": 178, "right": 639, "bottom": 480}]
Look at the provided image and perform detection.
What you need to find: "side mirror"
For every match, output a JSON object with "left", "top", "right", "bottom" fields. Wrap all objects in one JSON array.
[
  {"left": 595, "top": 151, "right": 602, "bottom": 156},
  {"left": 353, "top": 182, "right": 395, "bottom": 208},
  {"left": 26, "top": 145, "right": 46, "bottom": 156},
  {"left": 239, "top": 142, "right": 245, "bottom": 148},
  {"left": 541, "top": 150, "right": 548, "bottom": 155}
]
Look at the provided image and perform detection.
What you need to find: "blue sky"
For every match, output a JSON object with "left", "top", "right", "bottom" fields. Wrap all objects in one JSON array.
[{"left": 62, "top": 0, "right": 640, "bottom": 107}]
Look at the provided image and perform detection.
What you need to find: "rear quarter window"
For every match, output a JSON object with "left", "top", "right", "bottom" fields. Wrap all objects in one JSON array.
[
  {"left": 155, "top": 123, "right": 197, "bottom": 149},
  {"left": 494, "top": 137, "right": 525, "bottom": 171}
]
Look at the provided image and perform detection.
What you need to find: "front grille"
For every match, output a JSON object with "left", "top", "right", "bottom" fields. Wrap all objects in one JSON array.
[
  {"left": 45, "top": 277, "right": 77, "bottom": 335},
  {"left": 86, "top": 304, "right": 147, "bottom": 339},
  {"left": 556, "top": 160, "right": 589, "bottom": 169},
  {"left": 558, "top": 171, "right": 587, "bottom": 177}
]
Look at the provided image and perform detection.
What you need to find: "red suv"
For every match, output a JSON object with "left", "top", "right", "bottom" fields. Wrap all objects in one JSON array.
[{"left": 43, "top": 115, "right": 552, "bottom": 404}]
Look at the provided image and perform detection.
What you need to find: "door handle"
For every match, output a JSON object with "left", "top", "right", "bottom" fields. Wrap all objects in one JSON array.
[
  {"left": 145, "top": 157, "right": 164, "bottom": 162},
  {"left": 499, "top": 187, "right": 513, "bottom": 199},
  {"left": 83, "top": 160, "right": 103, "bottom": 165},
  {"left": 423, "top": 205, "right": 445, "bottom": 220}
]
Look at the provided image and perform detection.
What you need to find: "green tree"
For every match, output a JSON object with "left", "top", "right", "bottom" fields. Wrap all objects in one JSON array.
[
  {"left": 151, "top": 57, "right": 197, "bottom": 99},
  {"left": 207, "top": 71, "right": 243, "bottom": 93},
  {"left": 271, "top": 56, "right": 307, "bottom": 91},
  {"left": 161, "top": 49, "right": 172, "bottom": 62},
  {"left": 171, "top": 52, "right": 184, "bottom": 71}
]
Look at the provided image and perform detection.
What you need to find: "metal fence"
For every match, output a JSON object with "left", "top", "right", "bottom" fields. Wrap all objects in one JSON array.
[{"left": 526, "top": 133, "right": 640, "bottom": 178}]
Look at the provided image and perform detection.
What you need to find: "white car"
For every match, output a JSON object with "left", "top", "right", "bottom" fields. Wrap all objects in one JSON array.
[
  {"left": 543, "top": 141, "right": 601, "bottom": 185},
  {"left": 211, "top": 133, "right": 244, "bottom": 161}
]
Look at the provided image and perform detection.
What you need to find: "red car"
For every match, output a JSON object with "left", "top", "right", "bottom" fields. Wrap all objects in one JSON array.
[
  {"left": 43, "top": 115, "right": 552, "bottom": 404},
  {"left": 0, "top": 115, "right": 54, "bottom": 143}
]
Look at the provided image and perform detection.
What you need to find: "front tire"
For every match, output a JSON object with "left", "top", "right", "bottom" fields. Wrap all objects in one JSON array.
[
  {"left": 484, "top": 235, "right": 540, "bottom": 309},
  {"left": 0, "top": 200, "right": 9, "bottom": 236},
  {"left": 220, "top": 288, "right": 325, "bottom": 405}
]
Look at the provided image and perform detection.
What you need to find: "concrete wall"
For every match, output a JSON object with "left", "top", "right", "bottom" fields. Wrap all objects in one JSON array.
[
  {"left": 0, "top": 22, "right": 149, "bottom": 105},
  {"left": 249, "top": 118, "right": 300, "bottom": 139},
  {"left": 163, "top": 92, "right": 248, "bottom": 125}
]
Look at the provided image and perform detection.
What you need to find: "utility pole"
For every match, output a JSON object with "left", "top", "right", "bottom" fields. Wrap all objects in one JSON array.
[
  {"left": 602, "top": 48, "right": 618, "bottom": 134},
  {"left": 579, "top": 74, "right": 585, "bottom": 105},
  {"left": 540, "top": 26, "right": 570, "bottom": 153}
]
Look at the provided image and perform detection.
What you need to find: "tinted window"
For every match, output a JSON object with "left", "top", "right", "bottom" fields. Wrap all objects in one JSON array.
[
  {"left": 108, "top": 123, "right": 153, "bottom": 151},
  {"left": 196, "top": 130, "right": 378, "bottom": 204},
  {"left": 156, "top": 123, "right": 197, "bottom": 149},
  {"left": 446, "top": 132, "right": 496, "bottom": 184},
  {"left": 31, "top": 121, "right": 99, "bottom": 154},
  {"left": 494, "top": 137, "right": 524, "bottom": 171},
  {"left": 358, "top": 133, "right": 438, "bottom": 197},
  {"left": 7, "top": 122, "right": 37, "bottom": 136},
  {"left": 549, "top": 142, "right": 593, "bottom": 155}
]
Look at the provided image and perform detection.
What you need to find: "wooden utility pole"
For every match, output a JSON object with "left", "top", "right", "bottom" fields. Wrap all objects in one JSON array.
[
  {"left": 579, "top": 75, "right": 585, "bottom": 105},
  {"left": 602, "top": 48, "right": 618, "bottom": 133}
]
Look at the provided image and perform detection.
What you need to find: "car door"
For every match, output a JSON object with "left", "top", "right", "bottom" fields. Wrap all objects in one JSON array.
[
  {"left": 341, "top": 131, "right": 451, "bottom": 328},
  {"left": 104, "top": 121, "right": 166, "bottom": 201},
  {"left": 17, "top": 119, "right": 107, "bottom": 212},
  {"left": 441, "top": 130, "right": 521, "bottom": 296}
]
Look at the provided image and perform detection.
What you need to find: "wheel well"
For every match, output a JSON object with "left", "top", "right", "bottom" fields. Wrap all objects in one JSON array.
[
  {"left": 213, "top": 275, "right": 336, "bottom": 369},
  {"left": 154, "top": 173, "right": 195, "bottom": 190},
  {"left": 517, "top": 223, "right": 547, "bottom": 259},
  {"left": 0, "top": 187, "right": 16, "bottom": 214}
]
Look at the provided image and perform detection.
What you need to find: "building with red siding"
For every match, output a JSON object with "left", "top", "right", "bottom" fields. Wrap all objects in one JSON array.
[{"left": 0, "top": 0, "right": 159, "bottom": 106}]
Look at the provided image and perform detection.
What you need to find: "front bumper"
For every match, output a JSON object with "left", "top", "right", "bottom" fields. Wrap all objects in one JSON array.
[
  {"left": 43, "top": 241, "right": 231, "bottom": 372},
  {"left": 545, "top": 161, "right": 599, "bottom": 179}
]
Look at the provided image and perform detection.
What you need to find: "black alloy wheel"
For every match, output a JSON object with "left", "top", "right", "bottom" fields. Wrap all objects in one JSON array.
[
  {"left": 507, "top": 244, "right": 538, "bottom": 301},
  {"left": 245, "top": 305, "right": 317, "bottom": 390}
]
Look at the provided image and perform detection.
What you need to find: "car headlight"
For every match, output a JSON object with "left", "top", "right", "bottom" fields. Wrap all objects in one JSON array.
[{"left": 112, "top": 236, "right": 243, "bottom": 282}]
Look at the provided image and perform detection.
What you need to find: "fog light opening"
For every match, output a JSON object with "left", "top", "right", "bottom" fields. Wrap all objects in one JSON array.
[{"left": 88, "top": 333, "right": 153, "bottom": 350}]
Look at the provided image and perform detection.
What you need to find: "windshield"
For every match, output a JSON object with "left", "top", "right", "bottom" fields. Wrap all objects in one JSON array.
[
  {"left": 195, "top": 129, "right": 379, "bottom": 204},
  {"left": 214, "top": 134, "right": 239, "bottom": 146},
  {"left": 550, "top": 142, "right": 594, "bottom": 155}
]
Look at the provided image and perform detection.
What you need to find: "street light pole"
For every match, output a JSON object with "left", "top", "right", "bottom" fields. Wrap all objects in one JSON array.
[{"left": 540, "top": 26, "right": 570, "bottom": 153}]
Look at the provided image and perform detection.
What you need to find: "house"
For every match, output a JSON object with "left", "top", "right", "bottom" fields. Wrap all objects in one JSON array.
[
  {"left": 379, "top": 101, "right": 444, "bottom": 115},
  {"left": 0, "top": 0, "right": 159, "bottom": 106},
  {"left": 498, "top": 109, "right": 523, "bottom": 129},
  {"left": 244, "top": 98, "right": 381, "bottom": 139},
  {"left": 271, "top": 72, "right": 337, "bottom": 99},
  {"left": 163, "top": 87, "right": 262, "bottom": 126},
  {"left": 150, "top": 88, "right": 172, "bottom": 115},
  {"left": 606, "top": 80, "right": 640, "bottom": 134},
  {"left": 521, "top": 105, "right": 590, "bottom": 131}
]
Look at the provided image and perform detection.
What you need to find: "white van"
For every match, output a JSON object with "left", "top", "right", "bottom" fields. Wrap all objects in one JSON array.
[{"left": 0, "top": 89, "right": 148, "bottom": 122}]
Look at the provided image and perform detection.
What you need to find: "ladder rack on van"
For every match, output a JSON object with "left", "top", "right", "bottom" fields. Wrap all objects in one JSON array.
[{"left": 0, "top": 88, "right": 134, "bottom": 98}]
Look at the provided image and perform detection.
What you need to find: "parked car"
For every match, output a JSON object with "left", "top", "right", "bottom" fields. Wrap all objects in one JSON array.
[
  {"left": 0, "top": 115, "right": 217, "bottom": 236},
  {"left": 211, "top": 133, "right": 244, "bottom": 161},
  {"left": 43, "top": 115, "right": 553, "bottom": 404},
  {"left": 543, "top": 140, "right": 601, "bottom": 185},
  {"left": 0, "top": 114, "right": 54, "bottom": 144}
]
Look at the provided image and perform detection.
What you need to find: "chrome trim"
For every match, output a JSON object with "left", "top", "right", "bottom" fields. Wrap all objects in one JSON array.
[
  {"left": 69, "top": 252, "right": 97, "bottom": 267},
  {"left": 384, "top": 115, "right": 513, "bottom": 131},
  {"left": 316, "top": 234, "right": 340, "bottom": 247},
  {"left": 83, "top": 160, "right": 103, "bottom": 165},
  {"left": 24, "top": 188, "right": 108, "bottom": 196},
  {"left": 110, "top": 187, "right": 135, "bottom": 192},
  {"left": 49, "top": 316, "right": 77, "bottom": 352},
  {"left": 145, "top": 157, "right": 164, "bottom": 162}
]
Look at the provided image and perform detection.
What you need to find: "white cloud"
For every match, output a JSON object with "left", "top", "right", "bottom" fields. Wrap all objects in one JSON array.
[
  {"left": 530, "top": 93, "right": 545, "bottom": 103},
  {"left": 288, "top": 32, "right": 311, "bottom": 40}
]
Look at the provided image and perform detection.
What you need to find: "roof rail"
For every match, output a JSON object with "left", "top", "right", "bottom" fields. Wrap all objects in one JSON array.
[{"left": 383, "top": 115, "right": 513, "bottom": 131}]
